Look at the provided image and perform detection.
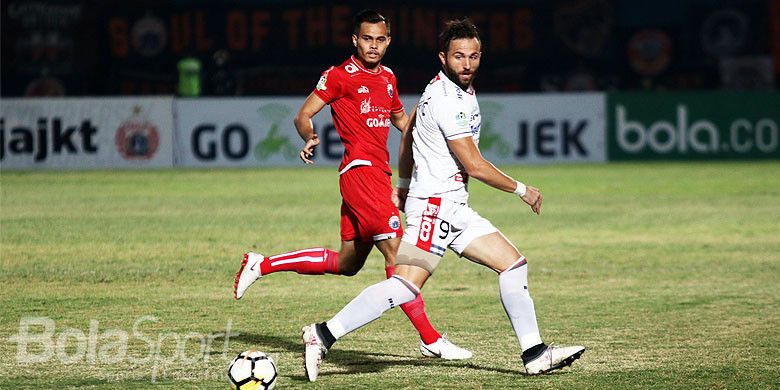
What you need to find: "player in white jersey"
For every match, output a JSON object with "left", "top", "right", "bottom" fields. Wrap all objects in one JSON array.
[
  {"left": 300, "top": 19, "right": 585, "bottom": 382},
  {"left": 407, "top": 70, "right": 479, "bottom": 205}
]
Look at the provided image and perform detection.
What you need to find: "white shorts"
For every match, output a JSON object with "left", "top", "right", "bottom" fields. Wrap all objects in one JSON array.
[{"left": 402, "top": 196, "right": 498, "bottom": 257}]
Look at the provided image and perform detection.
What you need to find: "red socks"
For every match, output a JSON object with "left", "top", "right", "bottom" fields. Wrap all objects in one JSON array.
[
  {"left": 260, "top": 248, "right": 340, "bottom": 275},
  {"left": 260, "top": 251, "right": 441, "bottom": 344},
  {"left": 386, "top": 265, "right": 441, "bottom": 344}
]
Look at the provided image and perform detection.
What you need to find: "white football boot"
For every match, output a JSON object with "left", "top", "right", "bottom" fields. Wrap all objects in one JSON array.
[
  {"left": 233, "top": 252, "right": 264, "bottom": 300},
  {"left": 419, "top": 335, "right": 473, "bottom": 360},
  {"left": 301, "top": 324, "right": 328, "bottom": 382},
  {"left": 524, "top": 344, "right": 585, "bottom": 375}
]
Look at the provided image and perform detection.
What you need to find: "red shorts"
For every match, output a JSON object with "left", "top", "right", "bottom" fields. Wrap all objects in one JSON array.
[{"left": 339, "top": 166, "right": 403, "bottom": 242}]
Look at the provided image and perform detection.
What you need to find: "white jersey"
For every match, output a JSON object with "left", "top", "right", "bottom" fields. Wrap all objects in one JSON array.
[{"left": 408, "top": 71, "right": 481, "bottom": 204}]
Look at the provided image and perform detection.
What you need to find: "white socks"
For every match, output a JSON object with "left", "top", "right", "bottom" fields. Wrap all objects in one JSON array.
[
  {"left": 324, "top": 257, "right": 542, "bottom": 353},
  {"left": 499, "top": 257, "right": 543, "bottom": 351},
  {"left": 326, "top": 276, "right": 419, "bottom": 339}
]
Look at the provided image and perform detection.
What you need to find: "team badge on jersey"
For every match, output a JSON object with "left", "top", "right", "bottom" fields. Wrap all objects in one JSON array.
[
  {"left": 387, "top": 83, "right": 394, "bottom": 97},
  {"left": 388, "top": 215, "right": 401, "bottom": 230}
]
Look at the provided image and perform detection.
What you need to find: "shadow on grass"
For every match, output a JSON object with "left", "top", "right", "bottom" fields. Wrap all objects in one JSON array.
[{"left": 235, "top": 332, "right": 527, "bottom": 382}]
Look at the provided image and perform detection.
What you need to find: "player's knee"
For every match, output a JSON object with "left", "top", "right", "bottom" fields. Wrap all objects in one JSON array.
[
  {"left": 498, "top": 256, "right": 528, "bottom": 274},
  {"left": 340, "top": 264, "right": 361, "bottom": 276}
]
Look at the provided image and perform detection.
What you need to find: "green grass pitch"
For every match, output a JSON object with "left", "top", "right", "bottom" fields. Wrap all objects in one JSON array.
[{"left": 1, "top": 162, "right": 779, "bottom": 389}]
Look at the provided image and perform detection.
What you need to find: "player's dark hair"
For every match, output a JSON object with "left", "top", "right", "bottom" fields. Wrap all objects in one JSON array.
[
  {"left": 439, "top": 18, "right": 480, "bottom": 53},
  {"left": 353, "top": 9, "right": 391, "bottom": 36}
]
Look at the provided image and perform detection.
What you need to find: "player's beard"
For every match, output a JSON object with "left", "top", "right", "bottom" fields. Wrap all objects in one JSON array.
[
  {"left": 444, "top": 64, "right": 476, "bottom": 90},
  {"left": 358, "top": 49, "right": 384, "bottom": 70}
]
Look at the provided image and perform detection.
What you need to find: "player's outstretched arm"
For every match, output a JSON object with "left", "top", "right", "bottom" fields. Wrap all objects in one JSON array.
[
  {"left": 447, "top": 136, "right": 542, "bottom": 214},
  {"left": 294, "top": 93, "right": 327, "bottom": 164}
]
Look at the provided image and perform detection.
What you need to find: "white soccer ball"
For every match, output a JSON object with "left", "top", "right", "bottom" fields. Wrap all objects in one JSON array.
[{"left": 227, "top": 349, "right": 278, "bottom": 390}]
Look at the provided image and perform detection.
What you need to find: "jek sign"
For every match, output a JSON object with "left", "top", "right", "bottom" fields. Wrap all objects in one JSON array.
[{"left": 608, "top": 92, "right": 780, "bottom": 160}]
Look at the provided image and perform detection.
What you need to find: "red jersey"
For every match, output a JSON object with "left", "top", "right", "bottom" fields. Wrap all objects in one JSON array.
[{"left": 313, "top": 55, "right": 404, "bottom": 175}]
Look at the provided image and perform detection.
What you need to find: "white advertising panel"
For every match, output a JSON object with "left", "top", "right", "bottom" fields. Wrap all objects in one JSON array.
[
  {"left": 477, "top": 93, "right": 606, "bottom": 164},
  {"left": 174, "top": 97, "right": 342, "bottom": 167},
  {"left": 1, "top": 97, "right": 174, "bottom": 169},
  {"left": 175, "top": 93, "right": 606, "bottom": 168},
  {"left": 175, "top": 97, "right": 412, "bottom": 168}
]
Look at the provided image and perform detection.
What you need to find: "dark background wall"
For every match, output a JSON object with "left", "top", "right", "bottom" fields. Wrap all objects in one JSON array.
[{"left": 2, "top": 0, "right": 778, "bottom": 97}]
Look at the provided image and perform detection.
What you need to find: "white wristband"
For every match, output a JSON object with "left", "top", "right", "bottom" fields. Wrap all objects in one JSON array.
[
  {"left": 397, "top": 178, "right": 411, "bottom": 189},
  {"left": 514, "top": 181, "right": 527, "bottom": 197}
]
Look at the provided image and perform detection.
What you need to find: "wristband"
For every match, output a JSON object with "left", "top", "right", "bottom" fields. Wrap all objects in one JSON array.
[
  {"left": 513, "top": 181, "right": 527, "bottom": 197},
  {"left": 397, "top": 178, "right": 411, "bottom": 189}
]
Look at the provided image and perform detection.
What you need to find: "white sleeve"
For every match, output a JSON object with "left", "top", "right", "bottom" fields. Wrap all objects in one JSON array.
[{"left": 434, "top": 96, "right": 473, "bottom": 140}]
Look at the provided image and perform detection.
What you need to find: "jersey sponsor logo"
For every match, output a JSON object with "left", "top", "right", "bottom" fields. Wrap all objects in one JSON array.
[
  {"left": 360, "top": 98, "right": 371, "bottom": 114},
  {"left": 357, "top": 85, "right": 369, "bottom": 94},
  {"left": 366, "top": 115, "right": 391, "bottom": 128},
  {"left": 358, "top": 98, "right": 390, "bottom": 116},
  {"left": 388, "top": 215, "right": 401, "bottom": 230},
  {"left": 345, "top": 63, "right": 359, "bottom": 74},
  {"left": 387, "top": 83, "right": 394, "bottom": 97},
  {"left": 424, "top": 202, "right": 440, "bottom": 216}
]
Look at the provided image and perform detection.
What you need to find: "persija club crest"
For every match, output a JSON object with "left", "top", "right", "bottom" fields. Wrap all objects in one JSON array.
[
  {"left": 115, "top": 106, "right": 159, "bottom": 159},
  {"left": 388, "top": 215, "right": 401, "bottom": 230}
]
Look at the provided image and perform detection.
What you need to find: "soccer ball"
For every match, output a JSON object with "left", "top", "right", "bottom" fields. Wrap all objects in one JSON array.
[{"left": 227, "top": 350, "right": 278, "bottom": 390}]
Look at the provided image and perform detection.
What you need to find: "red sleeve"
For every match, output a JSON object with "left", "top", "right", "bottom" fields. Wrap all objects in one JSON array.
[
  {"left": 390, "top": 74, "right": 404, "bottom": 113},
  {"left": 312, "top": 66, "right": 344, "bottom": 104}
]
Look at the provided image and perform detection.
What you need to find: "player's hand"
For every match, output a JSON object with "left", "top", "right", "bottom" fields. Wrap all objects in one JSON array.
[
  {"left": 521, "top": 185, "right": 542, "bottom": 215},
  {"left": 299, "top": 134, "right": 320, "bottom": 164},
  {"left": 393, "top": 187, "right": 409, "bottom": 211}
]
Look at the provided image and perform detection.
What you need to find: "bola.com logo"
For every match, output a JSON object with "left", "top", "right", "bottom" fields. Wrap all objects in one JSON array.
[{"left": 614, "top": 104, "right": 779, "bottom": 155}]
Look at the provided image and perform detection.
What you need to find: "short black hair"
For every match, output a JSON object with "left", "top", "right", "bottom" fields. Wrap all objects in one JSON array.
[
  {"left": 353, "top": 9, "right": 390, "bottom": 35},
  {"left": 439, "top": 18, "right": 480, "bottom": 53}
]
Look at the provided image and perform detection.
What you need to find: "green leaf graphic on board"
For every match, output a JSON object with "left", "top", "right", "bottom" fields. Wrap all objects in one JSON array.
[
  {"left": 254, "top": 104, "right": 298, "bottom": 161},
  {"left": 479, "top": 101, "right": 510, "bottom": 157}
]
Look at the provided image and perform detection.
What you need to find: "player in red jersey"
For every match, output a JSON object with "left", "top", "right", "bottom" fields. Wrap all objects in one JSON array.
[{"left": 234, "top": 9, "right": 470, "bottom": 360}]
